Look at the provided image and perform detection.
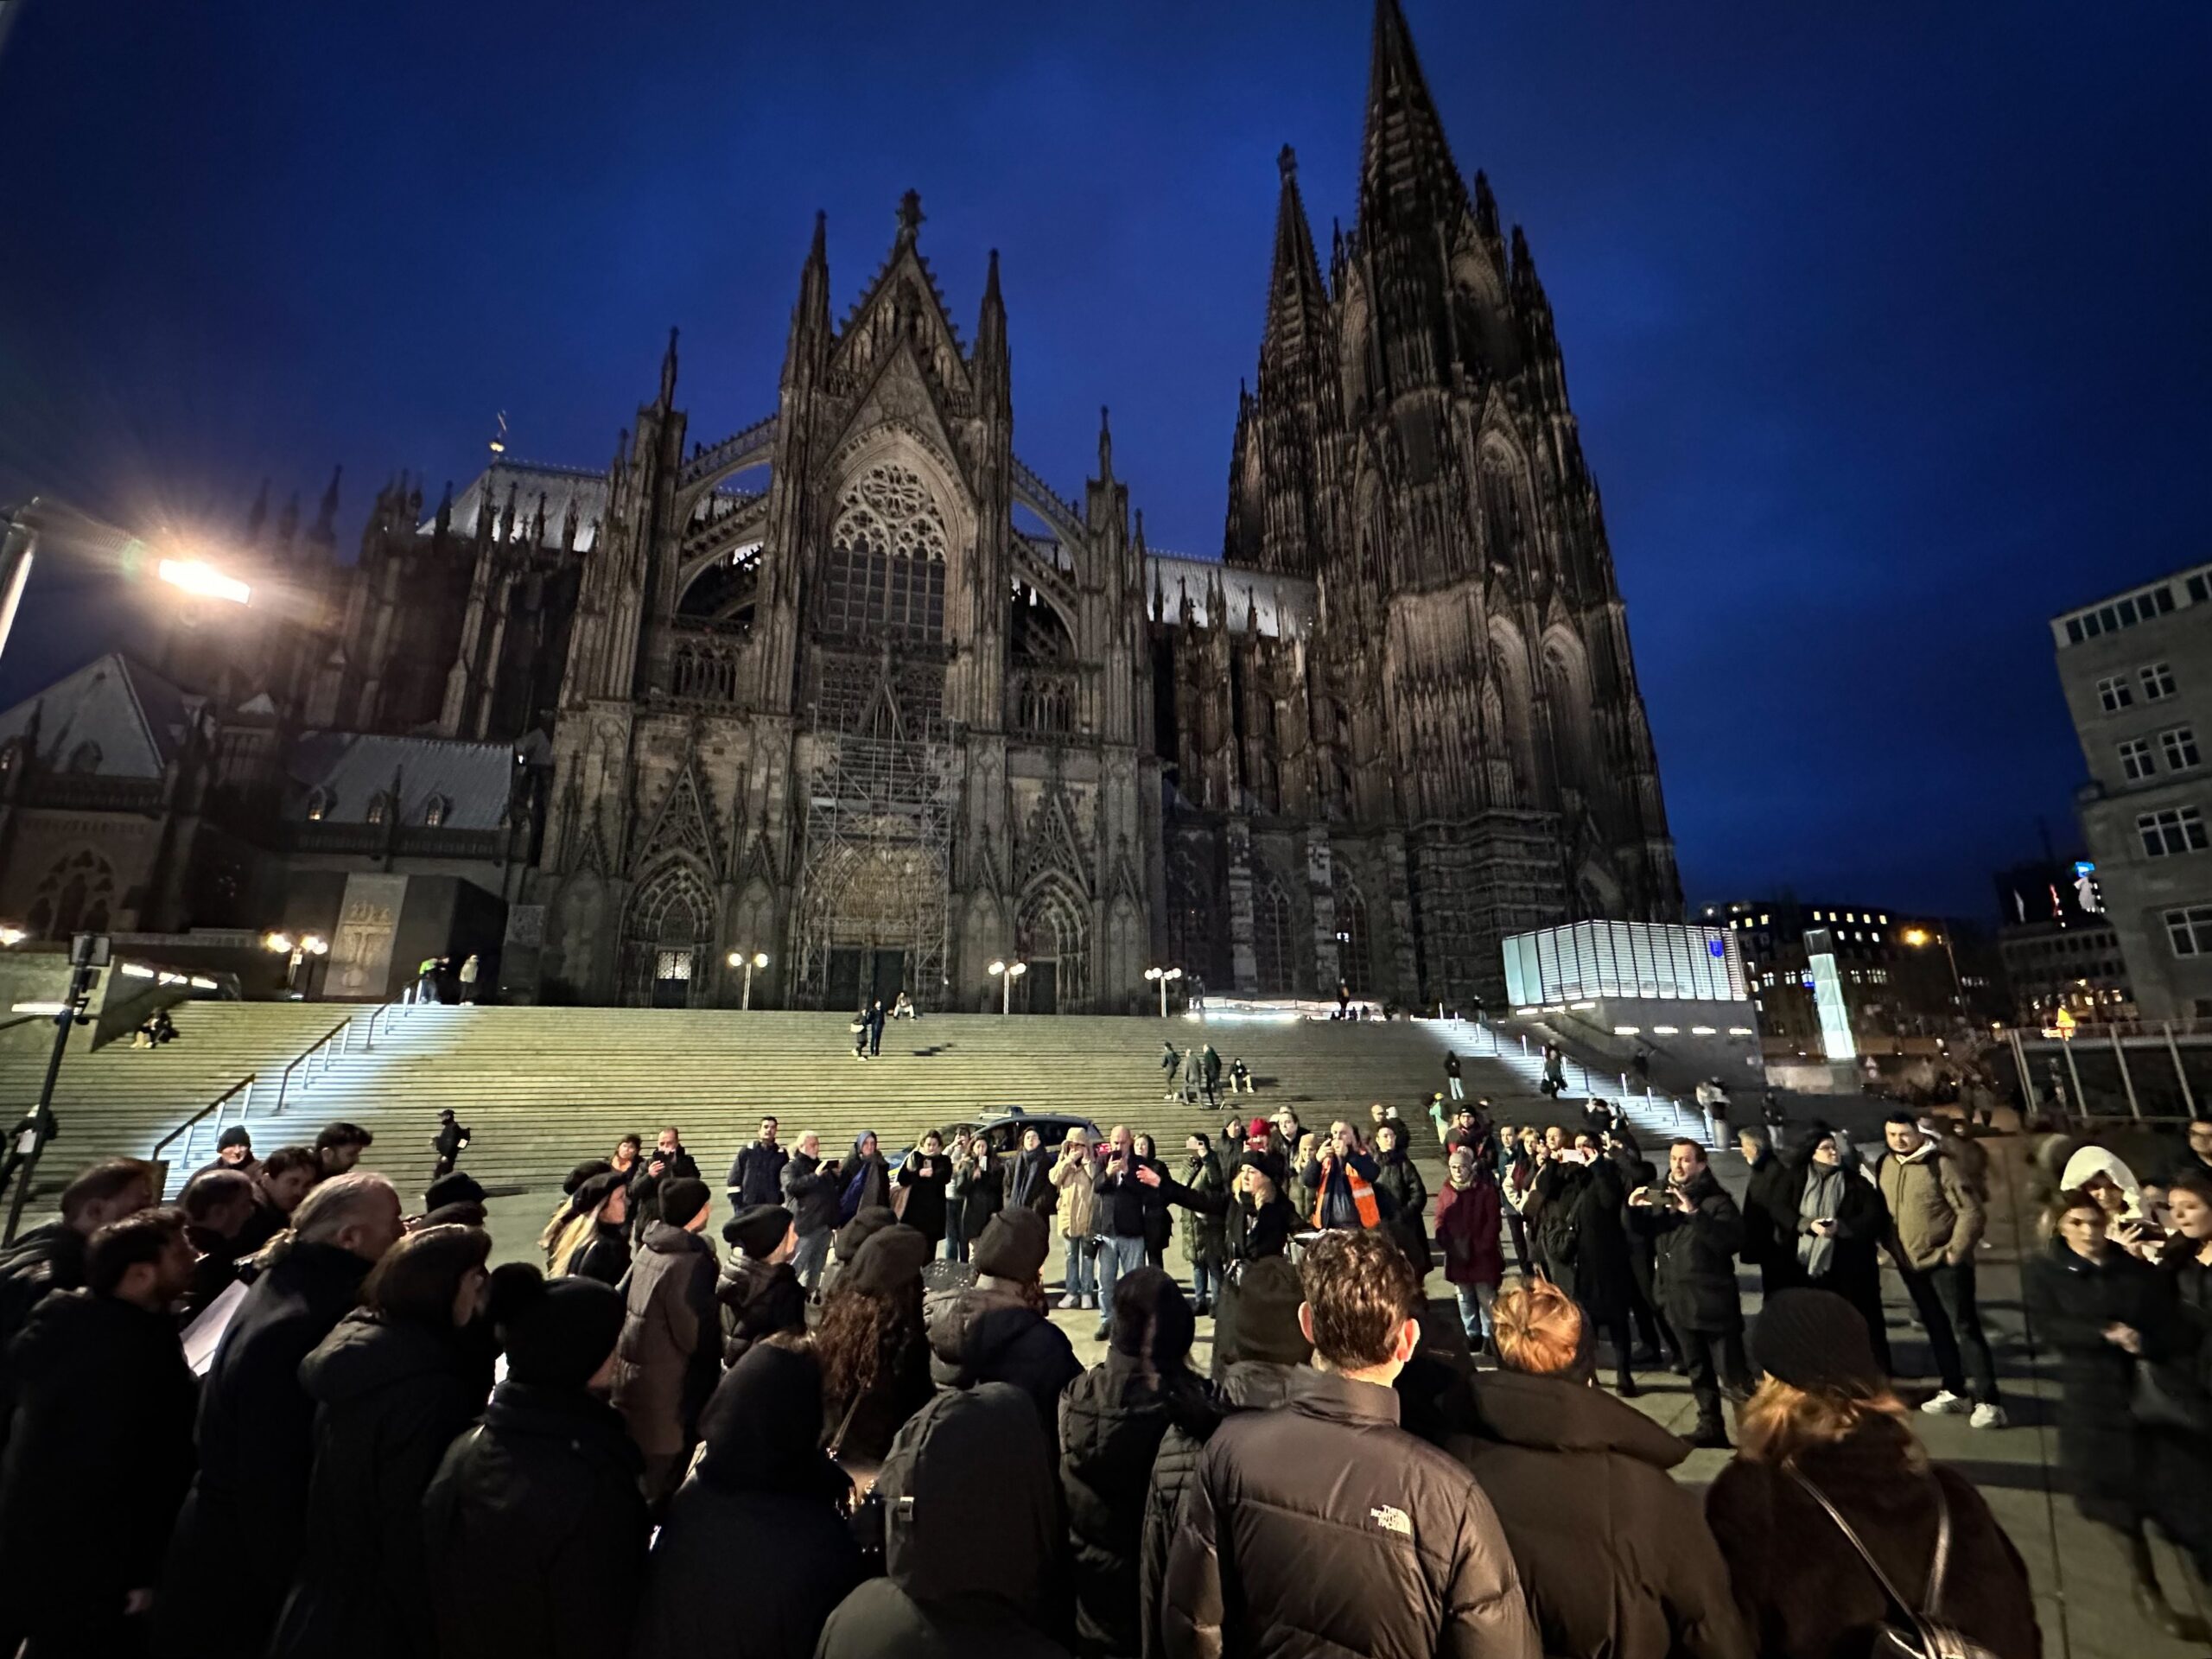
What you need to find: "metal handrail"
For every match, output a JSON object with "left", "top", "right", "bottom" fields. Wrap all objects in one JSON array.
[
  {"left": 153, "top": 1073, "right": 256, "bottom": 1188},
  {"left": 275, "top": 1014, "right": 361, "bottom": 1115}
]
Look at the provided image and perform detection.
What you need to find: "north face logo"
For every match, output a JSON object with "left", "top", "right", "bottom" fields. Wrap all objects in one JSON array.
[{"left": 1370, "top": 1504, "right": 1412, "bottom": 1537}]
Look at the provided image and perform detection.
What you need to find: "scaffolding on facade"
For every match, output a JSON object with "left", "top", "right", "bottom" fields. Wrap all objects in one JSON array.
[{"left": 792, "top": 665, "right": 957, "bottom": 1010}]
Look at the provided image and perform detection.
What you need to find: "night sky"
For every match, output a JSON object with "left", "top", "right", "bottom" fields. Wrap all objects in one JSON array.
[{"left": 2, "top": 0, "right": 2206, "bottom": 921}]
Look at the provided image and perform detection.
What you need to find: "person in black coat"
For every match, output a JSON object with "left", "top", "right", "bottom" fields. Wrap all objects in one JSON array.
[
  {"left": 1061, "top": 1268, "right": 1213, "bottom": 1659},
  {"left": 962, "top": 1137, "right": 1006, "bottom": 1248},
  {"left": 636, "top": 1342, "right": 864, "bottom": 1659},
  {"left": 1135, "top": 1135, "right": 1175, "bottom": 1268},
  {"left": 627, "top": 1127, "right": 702, "bottom": 1236},
  {"left": 564, "top": 1171, "right": 633, "bottom": 1286},
  {"left": 1539, "top": 1135, "right": 1642, "bottom": 1394},
  {"left": 1630, "top": 1141, "right": 1750, "bottom": 1446},
  {"left": 423, "top": 1267, "right": 650, "bottom": 1659},
  {"left": 726, "top": 1116, "right": 789, "bottom": 1213},
  {"left": 177, "top": 1166, "right": 260, "bottom": 1321},
  {"left": 269, "top": 1224, "right": 495, "bottom": 1659},
  {"left": 817, "top": 1224, "right": 937, "bottom": 1471},
  {"left": 897, "top": 1132, "right": 955, "bottom": 1248},
  {"left": 1004, "top": 1128, "right": 1056, "bottom": 1217},
  {"left": 924, "top": 1209, "right": 1083, "bottom": 1436},
  {"left": 0, "top": 1207, "right": 197, "bottom": 1659},
  {"left": 1781, "top": 1128, "right": 1892, "bottom": 1376},
  {"left": 155, "top": 1172, "right": 405, "bottom": 1659},
  {"left": 716, "top": 1205, "right": 806, "bottom": 1366},
  {"left": 1736, "top": 1126, "right": 1801, "bottom": 1298},
  {"left": 2024, "top": 1189, "right": 2209, "bottom": 1639},
  {"left": 1371, "top": 1120, "right": 1432, "bottom": 1278},
  {"left": 817, "top": 1382, "right": 1073, "bottom": 1659}
]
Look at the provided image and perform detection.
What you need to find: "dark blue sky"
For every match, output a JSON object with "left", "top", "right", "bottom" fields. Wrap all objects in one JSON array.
[{"left": 3, "top": 0, "right": 2207, "bottom": 921}]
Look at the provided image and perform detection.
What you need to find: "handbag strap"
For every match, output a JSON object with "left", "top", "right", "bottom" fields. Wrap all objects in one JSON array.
[{"left": 1789, "top": 1469, "right": 1952, "bottom": 1624}]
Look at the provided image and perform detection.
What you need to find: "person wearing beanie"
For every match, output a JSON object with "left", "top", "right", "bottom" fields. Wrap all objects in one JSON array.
[
  {"left": 1061, "top": 1268, "right": 1211, "bottom": 1659},
  {"left": 559, "top": 1171, "right": 632, "bottom": 1287},
  {"left": 1140, "top": 1254, "right": 1311, "bottom": 1651},
  {"left": 1705, "top": 1289, "right": 2039, "bottom": 1659},
  {"left": 924, "top": 1208, "right": 1081, "bottom": 1436},
  {"left": 850, "top": 1223, "right": 936, "bottom": 1294},
  {"left": 635, "top": 1344, "right": 863, "bottom": 1659},
  {"left": 430, "top": 1109, "right": 470, "bottom": 1182},
  {"left": 539, "top": 1159, "right": 617, "bottom": 1269},
  {"left": 1423, "top": 1281, "right": 1751, "bottom": 1659},
  {"left": 420, "top": 1170, "right": 488, "bottom": 1229},
  {"left": 1433, "top": 1144, "right": 1505, "bottom": 1356},
  {"left": 423, "top": 1266, "right": 649, "bottom": 1659},
  {"left": 192, "top": 1123, "right": 260, "bottom": 1182},
  {"left": 716, "top": 1205, "right": 805, "bottom": 1366},
  {"left": 610, "top": 1172, "right": 720, "bottom": 1503}
]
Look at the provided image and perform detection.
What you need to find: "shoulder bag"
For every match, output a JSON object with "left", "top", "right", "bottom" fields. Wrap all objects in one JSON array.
[{"left": 1788, "top": 1470, "right": 1999, "bottom": 1659}]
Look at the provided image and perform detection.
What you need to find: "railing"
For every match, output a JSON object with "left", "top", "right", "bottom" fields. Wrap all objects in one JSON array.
[
  {"left": 1009, "top": 668, "right": 1077, "bottom": 738},
  {"left": 153, "top": 1074, "right": 257, "bottom": 1190},
  {"left": 668, "top": 630, "right": 747, "bottom": 706},
  {"left": 272, "top": 1001, "right": 412, "bottom": 1115}
]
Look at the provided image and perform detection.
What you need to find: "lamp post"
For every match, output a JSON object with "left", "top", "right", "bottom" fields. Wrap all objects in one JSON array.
[
  {"left": 727, "top": 950, "right": 769, "bottom": 1010},
  {"left": 1901, "top": 925, "right": 1964, "bottom": 1018},
  {"left": 264, "top": 930, "right": 329, "bottom": 998},
  {"left": 3, "top": 931, "right": 106, "bottom": 1245},
  {"left": 988, "top": 957, "right": 1027, "bottom": 1016},
  {"left": 1143, "top": 963, "right": 1183, "bottom": 1019},
  {"left": 0, "top": 499, "right": 251, "bottom": 670}
]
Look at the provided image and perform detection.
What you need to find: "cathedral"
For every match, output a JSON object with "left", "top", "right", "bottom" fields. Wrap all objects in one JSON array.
[{"left": 0, "top": 0, "right": 1678, "bottom": 1012}]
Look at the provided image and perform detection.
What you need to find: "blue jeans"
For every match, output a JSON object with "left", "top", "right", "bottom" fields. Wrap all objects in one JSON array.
[
  {"left": 1191, "top": 1258, "right": 1222, "bottom": 1308},
  {"left": 1095, "top": 1234, "right": 1147, "bottom": 1329},
  {"left": 793, "top": 1229, "right": 831, "bottom": 1292},
  {"left": 1456, "top": 1282, "right": 1497, "bottom": 1344},
  {"left": 943, "top": 1232, "right": 969, "bottom": 1264},
  {"left": 1063, "top": 1238, "right": 1096, "bottom": 1300}
]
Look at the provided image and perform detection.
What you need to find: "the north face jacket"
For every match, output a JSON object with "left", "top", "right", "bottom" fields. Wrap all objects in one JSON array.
[{"left": 1160, "top": 1366, "right": 1538, "bottom": 1659}]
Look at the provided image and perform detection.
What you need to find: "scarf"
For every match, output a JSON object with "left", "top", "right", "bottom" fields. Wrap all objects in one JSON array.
[{"left": 1797, "top": 1162, "right": 1846, "bottom": 1278}]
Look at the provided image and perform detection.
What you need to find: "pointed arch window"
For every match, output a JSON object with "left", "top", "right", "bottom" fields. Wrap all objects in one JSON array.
[
  {"left": 1251, "top": 867, "right": 1297, "bottom": 995},
  {"left": 422, "top": 795, "right": 450, "bottom": 828},
  {"left": 1334, "top": 874, "right": 1372, "bottom": 995},
  {"left": 304, "top": 788, "right": 332, "bottom": 822},
  {"left": 365, "top": 792, "right": 391, "bottom": 826},
  {"left": 65, "top": 741, "right": 101, "bottom": 773},
  {"left": 821, "top": 463, "right": 948, "bottom": 642}
]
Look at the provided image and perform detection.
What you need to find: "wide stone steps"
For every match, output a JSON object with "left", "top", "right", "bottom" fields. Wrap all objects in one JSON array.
[{"left": 0, "top": 1003, "right": 1554, "bottom": 1209}]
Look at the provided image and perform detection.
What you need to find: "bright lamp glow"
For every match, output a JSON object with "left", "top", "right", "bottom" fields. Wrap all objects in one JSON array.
[
  {"left": 1901, "top": 928, "right": 1929, "bottom": 947},
  {"left": 0, "top": 925, "right": 25, "bottom": 947},
  {"left": 300, "top": 935, "right": 328, "bottom": 956},
  {"left": 120, "top": 963, "right": 156, "bottom": 979},
  {"left": 752, "top": 952, "right": 769, "bottom": 968},
  {"left": 157, "top": 558, "right": 251, "bottom": 606},
  {"left": 264, "top": 932, "right": 294, "bottom": 954},
  {"left": 11, "top": 1001, "right": 67, "bottom": 1015}
]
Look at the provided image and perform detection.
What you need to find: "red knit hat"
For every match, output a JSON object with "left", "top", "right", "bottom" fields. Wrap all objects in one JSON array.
[{"left": 1249, "top": 1116, "right": 1269, "bottom": 1142}]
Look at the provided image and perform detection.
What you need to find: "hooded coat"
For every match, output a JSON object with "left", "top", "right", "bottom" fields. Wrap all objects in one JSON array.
[
  {"left": 1541, "top": 1156, "right": 1637, "bottom": 1323},
  {"left": 1373, "top": 1145, "right": 1432, "bottom": 1274},
  {"left": 1160, "top": 1366, "right": 1538, "bottom": 1659},
  {"left": 635, "top": 1345, "right": 864, "bottom": 1659},
  {"left": 1704, "top": 1418, "right": 2039, "bottom": 1659},
  {"left": 267, "top": 1309, "right": 492, "bottom": 1659},
  {"left": 925, "top": 1278, "right": 1083, "bottom": 1435},
  {"left": 1433, "top": 1173, "right": 1505, "bottom": 1287},
  {"left": 818, "top": 1381, "right": 1074, "bottom": 1659},
  {"left": 611, "top": 1221, "right": 721, "bottom": 1460},
  {"left": 569, "top": 1218, "right": 631, "bottom": 1287},
  {"left": 155, "top": 1239, "right": 373, "bottom": 1659},
  {"left": 0, "top": 1289, "right": 196, "bottom": 1654},
  {"left": 716, "top": 1250, "right": 807, "bottom": 1366},
  {"left": 1060, "top": 1274, "right": 1212, "bottom": 1659},
  {"left": 1451, "top": 1370, "right": 1750, "bottom": 1659},
  {"left": 839, "top": 1138, "right": 893, "bottom": 1224},
  {"left": 422, "top": 1380, "right": 650, "bottom": 1659}
]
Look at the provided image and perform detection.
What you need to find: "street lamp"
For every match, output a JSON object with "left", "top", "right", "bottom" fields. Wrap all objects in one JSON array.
[
  {"left": 727, "top": 950, "right": 769, "bottom": 1010},
  {"left": 0, "top": 925, "right": 25, "bottom": 947},
  {"left": 1143, "top": 963, "right": 1184, "bottom": 1019},
  {"left": 988, "top": 957, "right": 1027, "bottom": 1016},
  {"left": 264, "top": 930, "right": 328, "bottom": 998},
  {"left": 0, "top": 499, "right": 252, "bottom": 669},
  {"left": 1901, "top": 925, "right": 1963, "bottom": 1014}
]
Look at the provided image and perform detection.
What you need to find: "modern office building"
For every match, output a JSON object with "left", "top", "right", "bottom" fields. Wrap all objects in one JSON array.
[{"left": 2055, "top": 561, "right": 2212, "bottom": 1020}]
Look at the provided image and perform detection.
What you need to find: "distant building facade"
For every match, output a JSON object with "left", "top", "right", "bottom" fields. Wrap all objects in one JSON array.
[
  {"left": 0, "top": 1, "right": 1681, "bottom": 1009},
  {"left": 2055, "top": 563, "right": 2212, "bottom": 1020},
  {"left": 1991, "top": 858, "right": 2133, "bottom": 1027},
  {"left": 1695, "top": 898, "right": 1997, "bottom": 1047}
]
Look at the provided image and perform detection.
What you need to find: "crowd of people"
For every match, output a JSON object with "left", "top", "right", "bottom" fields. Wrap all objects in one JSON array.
[{"left": 0, "top": 1090, "right": 2207, "bottom": 1658}]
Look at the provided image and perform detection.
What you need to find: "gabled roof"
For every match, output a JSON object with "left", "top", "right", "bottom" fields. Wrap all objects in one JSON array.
[
  {"left": 288, "top": 732, "right": 517, "bottom": 829},
  {"left": 1147, "top": 556, "right": 1316, "bottom": 639},
  {"left": 0, "top": 652, "right": 203, "bottom": 778}
]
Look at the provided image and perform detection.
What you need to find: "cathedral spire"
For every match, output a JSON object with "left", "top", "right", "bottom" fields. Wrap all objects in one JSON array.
[
  {"left": 658, "top": 326, "right": 679, "bottom": 409},
  {"left": 308, "top": 466, "right": 341, "bottom": 553},
  {"left": 245, "top": 478, "right": 270, "bottom": 543},
  {"left": 1097, "top": 404, "right": 1113, "bottom": 480},
  {"left": 1260, "top": 144, "right": 1330, "bottom": 388},
  {"left": 975, "top": 248, "right": 1009, "bottom": 407},
  {"left": 783, "top": 213, "right": 831, "bottom": 391},
  {"left": 1359, "top": 0, "right": 1471, "bottom": 239},
  {"left": 895, "top": 188, "right": 924, "bottom": 249}
]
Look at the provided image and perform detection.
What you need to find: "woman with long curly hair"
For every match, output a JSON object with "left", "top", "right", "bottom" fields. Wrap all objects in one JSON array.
[
  {"left": 812, "top": 1224, "right": 934, "bottom": 1476},
  {"left": 1705, "top": 1289, "right": 2037, "bottom": 1659}
]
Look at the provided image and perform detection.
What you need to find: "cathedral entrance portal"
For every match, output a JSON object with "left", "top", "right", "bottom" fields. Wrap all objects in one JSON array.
[
  {"left": 826, "top": 945, "right": 910, "bottom": 1011},
  {"left": 622, "top": 861, "right": 715, "bottom": 1009}
]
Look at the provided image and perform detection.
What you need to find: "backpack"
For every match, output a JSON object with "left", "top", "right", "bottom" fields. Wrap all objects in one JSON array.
[{"left": 1789, "top": 1471, "right": 1999, "bottom": 1659}]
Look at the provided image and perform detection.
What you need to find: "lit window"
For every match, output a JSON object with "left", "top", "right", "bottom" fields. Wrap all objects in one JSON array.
[
  {"left": 366, "top": 793, "right": 390, "bottom": 826},
  {"left": 2120, "top": 738, "right": 2157, "bottom": 780},
  {"left": 423, "top": 796, "right": 449, "bottom": 828},
  {"left": 2142, "top": 662, "right": 2177, "bottom": 701},
  {"left": 2165, "top": 905, "right": 2212, "bottom": 957},
  {"left": 1878, "top": 913, "right": 1888, "bottom": 924},
  {"left": 1760, "top": 913, "right": 1770, "bottom": 925},
  {"left": 305, "top": 789, "right": 330, "bottom": 822},
  {"left": 2138, "top": 807, "right": 2209, "bottom": 858},
  {"left": 2098, "top": 674, "right": 2134, "bottom": 714},
  {"left": 2164, "top": 727, "right": 2202, "bottom": 772}
]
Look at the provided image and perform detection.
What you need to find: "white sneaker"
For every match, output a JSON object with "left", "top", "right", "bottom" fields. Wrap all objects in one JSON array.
[
  {"left": 1969, "top": 1403, "right": 2008, "bottom": 1429},
  {"left": 1056, "top": 1293, "right": 1078, "bottom": 1310},
  {"left": 1919, "top": 1389, "right": 1970, "bottom": 1415}
]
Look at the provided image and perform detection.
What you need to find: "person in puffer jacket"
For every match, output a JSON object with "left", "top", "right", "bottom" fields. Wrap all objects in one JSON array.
[
  {"left": 715, "top": 1204, "right": 805, "bottom": 1366},
  {"left": 1061, "top": 1268, "right": 1214, "bottom": 1659},
  {"left": 923, "top": 1208, "right": 1082, "bottom": 1436},
  {"left": 1160, "top": 1230, "right": 1537, "bottom": 1659},
  {"left": 1138, "top": 1254, "right": 1312, "bottom": 1659}
]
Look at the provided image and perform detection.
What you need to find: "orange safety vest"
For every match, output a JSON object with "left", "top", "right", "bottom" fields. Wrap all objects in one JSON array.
[{"left": 1312, "top": 1159, "right": 1382, "bottom": 1230}]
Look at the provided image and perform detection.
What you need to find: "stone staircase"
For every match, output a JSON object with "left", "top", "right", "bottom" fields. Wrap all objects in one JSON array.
[{"left": 0, "top": 1002, "right": 1563, "bottom": 1209}]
